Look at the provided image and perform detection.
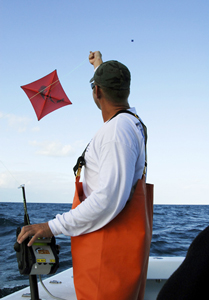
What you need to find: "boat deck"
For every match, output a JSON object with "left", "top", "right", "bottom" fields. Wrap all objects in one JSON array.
[{"left": 2, "top": 257, "right": 184, "bottom": 300}]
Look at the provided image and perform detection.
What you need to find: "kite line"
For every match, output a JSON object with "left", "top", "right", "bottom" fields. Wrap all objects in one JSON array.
[{"left": 30, "top": 58, "right": 88, "bottom": 100}]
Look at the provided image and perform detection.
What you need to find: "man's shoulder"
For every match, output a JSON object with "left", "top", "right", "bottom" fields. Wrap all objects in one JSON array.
[{"left": 92, "top": 112, "right": 141, "bottom": 149}]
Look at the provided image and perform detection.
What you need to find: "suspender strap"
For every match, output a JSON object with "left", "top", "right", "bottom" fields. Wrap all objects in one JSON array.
[
  {"left": 73, "top": 144, "right": 89, "bottom": 177},
  {"left": 110, "top": 110, "right": 147, "bottom": 146},
  {"left": 73, "top": 110, "right": 147, "bottom": 177},
  {"left": 110, "top": 110, "right": 147, "bottom": 176}
]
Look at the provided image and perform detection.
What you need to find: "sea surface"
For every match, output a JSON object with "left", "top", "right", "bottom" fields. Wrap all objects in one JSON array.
[{"left": 1, "top": 202, "right": 209, "bottom": 298}]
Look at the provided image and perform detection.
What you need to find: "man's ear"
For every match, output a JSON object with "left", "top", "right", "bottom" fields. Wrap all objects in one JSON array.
[{"left": 95, "top": 85, "right": 102, "bottom": 99}]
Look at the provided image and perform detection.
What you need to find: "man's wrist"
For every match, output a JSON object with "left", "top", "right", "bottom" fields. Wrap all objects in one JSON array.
[{"left": 93, "top": 58, "right": 103, "bottom": 69}]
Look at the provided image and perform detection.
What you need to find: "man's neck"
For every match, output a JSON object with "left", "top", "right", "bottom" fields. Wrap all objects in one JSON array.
[{"left": 101, "top": 104, "right": 130, "bottom": 122}]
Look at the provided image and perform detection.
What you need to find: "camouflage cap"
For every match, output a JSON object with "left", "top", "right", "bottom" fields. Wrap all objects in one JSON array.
[{"left": 90, "top": 60, "right": 131, "bottom": 90}]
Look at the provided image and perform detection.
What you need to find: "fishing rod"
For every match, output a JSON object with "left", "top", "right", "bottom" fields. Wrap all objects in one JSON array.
[
  {"left": 14, "top": 185, "right": 60, "bottom": 300},
  {"left": 19, "top": 184, "right": 30, "bottom": 226}
]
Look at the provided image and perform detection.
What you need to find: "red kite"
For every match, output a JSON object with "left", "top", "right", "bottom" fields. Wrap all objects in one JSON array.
[{"left": 21, "top": 70, "right": 72, "bottom": 121}]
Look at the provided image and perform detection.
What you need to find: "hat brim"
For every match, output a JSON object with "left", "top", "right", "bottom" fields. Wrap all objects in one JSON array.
[{"left": 89, "top": 76, "right": 94, "bottom": 83}]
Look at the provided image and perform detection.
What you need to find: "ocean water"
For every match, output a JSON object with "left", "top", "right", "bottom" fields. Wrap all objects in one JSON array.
[{"left": 1, "top": 202, "right": 209, "bottom": 298}]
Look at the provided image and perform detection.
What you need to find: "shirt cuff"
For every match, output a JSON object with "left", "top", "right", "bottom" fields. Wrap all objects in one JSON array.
[{"left": 48, "top": 219, "right": 61, "bottom": 236}]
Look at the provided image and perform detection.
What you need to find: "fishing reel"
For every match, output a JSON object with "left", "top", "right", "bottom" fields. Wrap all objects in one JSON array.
[{"left": 14, "top": 228, "right": 59, "bottom": 276}]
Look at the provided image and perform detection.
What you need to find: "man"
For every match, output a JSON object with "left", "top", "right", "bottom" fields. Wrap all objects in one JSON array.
[{"left": 18, "top": 51, "right": 152, "bottom": 300}]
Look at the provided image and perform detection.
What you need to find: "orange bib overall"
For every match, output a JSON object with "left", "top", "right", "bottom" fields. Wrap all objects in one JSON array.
[{"left": 71, "top": 176, "right": 153, "bottom": 300}]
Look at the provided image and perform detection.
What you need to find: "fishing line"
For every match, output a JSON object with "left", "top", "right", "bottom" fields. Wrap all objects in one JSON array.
[
  {"left": 1, "top": 59, "right": 88, "bottom": 192},
  {"left": 0, "top": 160, "right": 21, "bottom": 187},
  {"left": 0, "top": 162, "right": 29, "bottom": 221},
  {"left": 0, "top": 161, "right": 30, "bottom": 225},
  {"left": 39, "top": 275, "right": 66, "bottom": 300}
]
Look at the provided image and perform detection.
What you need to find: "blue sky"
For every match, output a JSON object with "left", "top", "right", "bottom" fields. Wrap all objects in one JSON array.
[{"left": 0, "top": 0, "right": 208, "bottom": 204}]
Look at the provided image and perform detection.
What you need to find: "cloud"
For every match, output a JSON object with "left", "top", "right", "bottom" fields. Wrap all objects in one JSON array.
[
  {"left": 0, "top": 171, "right": 20, "bottom": 188},
  {"left": 31, "top": 126, "right": 40, "bottom": 132},
  {"left": 30, "top": 140, "right": 76, "bottom": 157},
  {"left": 0, "top": 172, "right": 9, "bottom": 186},
  {"left": 0, "top": 111, "right": 31, "bottom": 133}
]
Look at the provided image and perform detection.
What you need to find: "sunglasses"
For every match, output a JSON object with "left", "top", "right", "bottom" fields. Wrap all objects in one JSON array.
[
  {"left": 91, "top": 82, "right": 95, "bottom": 89},
  {"left": 91, "top": 82, "right": 101, "bottom": 90}
]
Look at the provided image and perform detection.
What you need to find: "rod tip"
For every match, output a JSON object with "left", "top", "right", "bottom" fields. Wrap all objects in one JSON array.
[{"left": 18, "top": 184, "right": 25, "bottom": 189}]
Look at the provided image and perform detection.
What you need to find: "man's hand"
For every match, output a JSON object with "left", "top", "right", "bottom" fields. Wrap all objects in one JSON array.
[
  {"left": 89, "top": 51, "right": 103, "bottom": 69},
  {"left": 17, "top": 222, "right": 53, "bottom": 247}
]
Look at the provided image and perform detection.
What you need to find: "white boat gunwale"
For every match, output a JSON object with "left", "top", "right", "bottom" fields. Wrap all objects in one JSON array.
[{"left": 2, "top": 256, "right": 185, "bottom": 300}]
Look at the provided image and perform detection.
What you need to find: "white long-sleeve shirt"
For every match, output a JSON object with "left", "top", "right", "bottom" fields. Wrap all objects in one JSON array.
[{"left": 48, "top": 107, "right": 145, "bottom": 237}]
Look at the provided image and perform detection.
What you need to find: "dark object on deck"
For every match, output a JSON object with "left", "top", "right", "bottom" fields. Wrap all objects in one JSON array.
[{"left": 157, "top": 226, "right": 209, "bottom": 300}]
